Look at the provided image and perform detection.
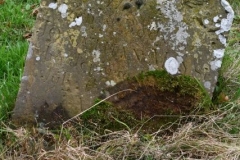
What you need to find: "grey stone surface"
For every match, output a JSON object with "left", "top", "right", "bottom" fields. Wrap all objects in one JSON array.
[{"left": 12, "top": 0, "right": 234, "bottom": 126}]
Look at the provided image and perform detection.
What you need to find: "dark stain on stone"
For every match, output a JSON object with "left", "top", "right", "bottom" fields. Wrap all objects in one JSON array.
[
  {"left": 96, "top": 71, "right": 204, "bottom": 133},
  {"left": 211, "top": 41, "right": 216, "bottom": 45},
  {"left": 105, "top": 81, "right": 198, "bottom": 120},
  {"left": 99, "top": 71, "right": 202, "bottom": 122},
  {"left": 135, "top": 0, "right": 144, "bottom": 9},
  {"left": 37, "top": 102, "right": 70, "bottom": 128},
  {"left": 123, "top": 2, "right": 132, "bottom": 10}
]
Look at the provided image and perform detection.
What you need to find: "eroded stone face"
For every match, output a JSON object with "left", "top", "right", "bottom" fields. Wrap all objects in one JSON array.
[{"left": 12, "top": 0, "right": 234, "bottom": 126}]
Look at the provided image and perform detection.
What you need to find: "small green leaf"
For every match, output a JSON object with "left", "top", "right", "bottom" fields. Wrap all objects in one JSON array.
[
  {"left": 229, "top": 127, "right": 239, "bottom": 134},
  {"left": 25, "top": 4, "right": 31, "bottom": 10}
]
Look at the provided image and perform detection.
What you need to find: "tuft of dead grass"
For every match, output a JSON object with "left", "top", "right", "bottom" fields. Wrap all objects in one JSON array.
[{"left": 1, "top": 102, "right": 240, "bottom": 160}]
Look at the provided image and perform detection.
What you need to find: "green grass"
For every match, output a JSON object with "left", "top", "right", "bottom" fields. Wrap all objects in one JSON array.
[
  {"left": 0, "top": 0, "right": 39, "bottom": 120},
  {"left": 0, "top": 43, "right": 27, "bottom": 120},
  {"left": 0, "top": 0, "right": 240, "bottom": 159},
  {"left": 0, "top": 0, "right": 38, "bottom": 46},
  {"left": 218, "top": 1, "right": 240, "bottom": 102}
]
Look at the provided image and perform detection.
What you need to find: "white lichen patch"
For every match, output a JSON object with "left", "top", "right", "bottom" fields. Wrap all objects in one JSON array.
[
  {"left": 80, "top": 26, "right": 87, "bottom": 37},
  {"left": 157, "top": 0, "right": 183, "bottom": 22},
  {"left": 221, "top": 0, "right": 234, "bottom": 14},
  {"left": 26, "top": 52, "right": 32, "bottom": 60},
  {"left": 64, "top": 53, "right": 68, "bottom": 57},
  {"left": 152, "top": 36, "right": 161, "bottom": 46},
  {"left": 61, "top": 13, "right": 68, "bottom": 19},
  {"left": 215, "top": 0, "right": 234, "bottom": 46},
  {"left": 36, "top": 56, "right": 40, "bottom": 61},
  {"left": 94, "top": 67, "right": 103, "bottom": 72},
  {"left": 148, "top": 22, "right": 157, "bottom": 31},
  {"left": 194, "top": 53, "right": 198, "bottom": 59},
  {"left": 75, "top": 17, "right": 83, "bottom": 25},
  {"left": 69, "top": 22, "right": 76, "bottom": 28},
  {"left": 156, "top": 0, "right": 189, "bottom": 51},
  {"left": 21, "top": 76, "right": 28, "bottom": 81},
  {"left": 175, "top": 26, "right": 190, "bottom": 46},
  {"left": 179, "top": 46, "right": 185, "bottom": 50},
  {"left": 213, "top": 49, "right": 225, "bottom": 58},
  {"left": 48, "top": 2, "right": 58, "bottom": 9},
  {"left": 177, "top": 52, "right": 184, "bottom": 56},
  {"left": 58, "top": 4, "right": 68, "bottom": 13},
  {"left": 213, "top": 16, "right": 219, "bottom": 22},
  {"left": 103, "top": 24, "right": 107, "bottom": 31},
  {"left": 97, "top": 1, "right": 104, "bottom": 4},
  {"left": 204, "top": 81, "right": 211, "bottom": 90},
  {"left": 218, "top": 34, "right": 227, "bottom": 45},
  {"left": 176, "top": 56, "right": 183, "bottom": 64},
  {"left": 204, "top": 19, "right": 209, "bottom": 25},
  {"left": 26, "top": 44, "right": 33, "bottom": 60},
  {"left": 69, "top": 16, "right": 83, "bottom": 27},
  {"left": 98, "top": 9, "right": 103, "bottom": 16},
  {"left": 215, "top": 23, "right": 221, "bottom": 28},
  {"left": 58, "top": 4, "right": 68, "bottom": 18},
  {"left": 164, "top": 57, "right": 179, "bottom": 75},
  {"left": 148, "top": 64, "right": 156, "bottom": 71},
  {"left": 105, "top": 80, "right": 116, "bottom": 87},
  {"left": 210, "top": 60, "right": 222, "bottom": 70},
  {"left": 92, "top": 50, "right": 101, "bottom": 62}
]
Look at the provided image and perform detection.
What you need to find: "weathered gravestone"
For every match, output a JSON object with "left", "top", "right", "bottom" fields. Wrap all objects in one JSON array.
[{"left": 12, "top": 0, "right": 234, "bottom": 126}]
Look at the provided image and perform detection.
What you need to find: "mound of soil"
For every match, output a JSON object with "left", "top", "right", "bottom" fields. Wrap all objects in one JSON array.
[{"left": 111, "top": 85, "right": 198, "bottom": 120}]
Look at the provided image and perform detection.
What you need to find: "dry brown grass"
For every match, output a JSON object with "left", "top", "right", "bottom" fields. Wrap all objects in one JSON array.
[
  {"left": 1, "top": 103, "right": 240, "bottom": 160},
  {"left": 1, "top": 1, "right": 240, "bottom": 160}
]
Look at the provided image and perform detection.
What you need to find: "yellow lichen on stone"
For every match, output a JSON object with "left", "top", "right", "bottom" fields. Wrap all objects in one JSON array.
[
  {"left": 67, "top": 29, "right": 80, "bottom": 47},
  {"left": 111, "top": 0, "right": 122, "bottom": 9},
  {"left": 67, "top": 13, "right": 75, "bottom": 22},
  {"left": 63, "top": 31, "right": 68, "bottom": 38},
  {"left": 41, "top": 1, "right": 47, "bottom": 6},
  {"left": 62, "top": 73, "right": 82, "bottom": 117},
  {"left": 53, "top": 32, "right": 60, "bottom": 40},
  {"left": 203, "top": 63, "right": 210, "bottom": 73},
  {"left": 55, "top": 36, "right": 65, "bottom": 52},
  {"left": 77, "top": 48, "right": 83, "bottom": 54},
  {"left": 194, "top": 53, "right": 198, "bottom": 59},
  {"left": 192, "top": 32, "right": 202, "bottom": 47}
]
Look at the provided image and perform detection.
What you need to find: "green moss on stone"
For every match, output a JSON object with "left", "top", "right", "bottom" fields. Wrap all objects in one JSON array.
[
  {"left": 81, "top": 70, "right": 212, "bottom": 134},
  {"left": 137, "top": 70, "right": 204, "bottom": 96},
  {"left": 81, "top": 99, "right": 140, "bottom": 134}
]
